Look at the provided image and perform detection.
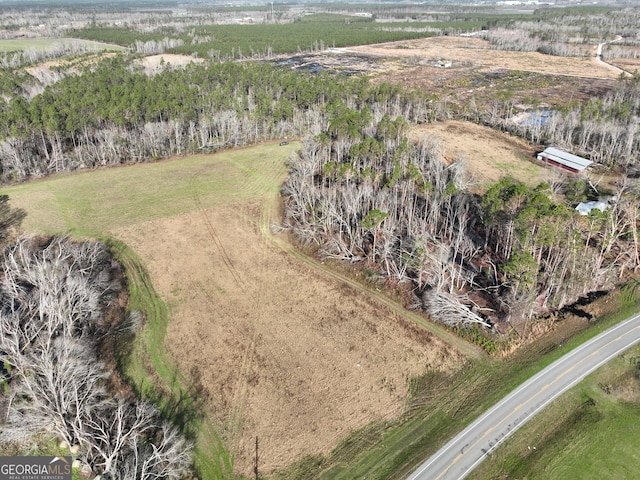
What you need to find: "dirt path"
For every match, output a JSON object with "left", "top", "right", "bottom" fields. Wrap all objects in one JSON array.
[
  {"left": 594, "top": 53, "right": 626, "bottom": 76},
  {"left": 594, "top": 37, "right": 629, "bottom": 76}
]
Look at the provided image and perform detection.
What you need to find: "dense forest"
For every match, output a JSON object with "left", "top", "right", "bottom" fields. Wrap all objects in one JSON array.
[
  {"left": 0, "top": 58, "right": 437, "bottom": 181},
  {"left": 0, "top": 48, "right": 638, "bottom": 332},
  {"left": 2, "top": 55, "right": 640, "bottom": 182},
  {"left": 483, "top": 7, "right": 640, "bottom": 56}
]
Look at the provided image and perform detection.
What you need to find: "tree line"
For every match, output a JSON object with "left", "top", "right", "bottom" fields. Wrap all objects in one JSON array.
[
  {"left": 71, "top": 16, "right": 439, "bottom": 61},
  {"left": 282, "top": 115, "right": 640, "bottom": 332},
  {"left": 0, "top": 34, "right": 637, "bottom": 335},
  {"left": 482, "top": 7, "right": 640, "bottom": 57},
  {"left": 0, "top": 41, "right": 119, "bottom": 69},
  {"left": 0, "top": 57, "right": 436, "bottom": 182}
]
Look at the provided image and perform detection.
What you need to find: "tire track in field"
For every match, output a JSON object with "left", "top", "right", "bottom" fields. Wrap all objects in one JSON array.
[
  {"left": 184, "top": 144, "right": 296, "bottom": 470},
  {"left": 188, "top": 172, "right": 259, "bottom": 464},
  {"left": 220, "top": 148, "right": 304, "bottom": 468},
  {"left": 259, "top": 191, "right": 484, "bottom": 360},
  {"left": 191, "top": 178, "right": 246, "bottom": 290}
]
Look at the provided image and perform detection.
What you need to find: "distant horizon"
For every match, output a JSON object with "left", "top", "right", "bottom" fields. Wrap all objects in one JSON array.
[{"left": 1, "top": 0, "right": 636, "bottom": 7}]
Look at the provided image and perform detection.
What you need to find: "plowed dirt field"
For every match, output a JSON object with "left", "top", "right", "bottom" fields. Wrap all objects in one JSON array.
[{"left": 114, "top": 200, "right": 464, "bottom": 474}]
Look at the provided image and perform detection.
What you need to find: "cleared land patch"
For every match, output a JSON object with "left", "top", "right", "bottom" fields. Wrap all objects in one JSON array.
[
  {"left": 609, "top": 57, "right": 640, "bottom": 74},
  {"left": 0, "top": 37, "right": 125, "bottom": 52},
  {"left": 349, "top": 36, "right": 620, "bottom": 79},
  {"left": 2, "top": 144, "right": 288, "bottom": 235},
  {"left": 0, "top": 143, "right": 466, "bottom": 476},
  {"left": 411, "top": 120, "right": 546, "bottom": 190},
  {"left": 114, "top": 205, "right": 462, "bottom": 474},
  {"left": 136, "top": 54, "right": 205, "bottom": 75},
  {"left": 274, "top": 37, "right": 617, "bottom": 109}
]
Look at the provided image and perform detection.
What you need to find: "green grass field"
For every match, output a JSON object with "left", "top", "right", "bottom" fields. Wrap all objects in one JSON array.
[
  {"left": 467, "top": 284, "right": 640, "bottom": 480},
  {"left": 0, "top": 37, "right": 125, "bottom": 53},
  {"left": 2, "top": 142, "right": 293, "bottom": 237},
  {"left": 0, "top": 142, "right": 297, "bottom": 479},
  {"left": 469, "top": 349, "right": 640, "bottom": 480}
]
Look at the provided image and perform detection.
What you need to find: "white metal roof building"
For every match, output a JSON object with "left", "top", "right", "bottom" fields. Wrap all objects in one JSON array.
[
  {"left": 537, "top": 147, "right": 593, "bottom": 173},
  {"left": 576, "top": 200, "right": 610, "bottom": 215}
]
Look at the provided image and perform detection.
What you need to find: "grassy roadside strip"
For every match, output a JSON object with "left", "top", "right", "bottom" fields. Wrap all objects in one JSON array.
[
  {"left": 468, "top": 344, "right": 640, "bottom": 479},
  {"left": 468, "top": 282, "right": 640, "bottom": 479},
  {"left": 106, "top": 238, "right": 234, "bottom": 480},
  {"left": 270, "top": 283, "right": 640, "bottom": 480}
]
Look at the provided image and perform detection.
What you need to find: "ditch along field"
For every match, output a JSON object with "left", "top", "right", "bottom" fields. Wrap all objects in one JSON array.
[{"left": 0, "top": 142, "right": 478, "bottom": 477}]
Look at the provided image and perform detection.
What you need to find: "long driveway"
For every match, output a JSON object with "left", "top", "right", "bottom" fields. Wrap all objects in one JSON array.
[{"left": 407, "top": 313, "right": 640, "bottom": 480}]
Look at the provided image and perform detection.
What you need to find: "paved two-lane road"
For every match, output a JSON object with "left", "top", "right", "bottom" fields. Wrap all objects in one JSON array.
[{"left": 407, "top": 313, "right": 640, "bottom": 480}]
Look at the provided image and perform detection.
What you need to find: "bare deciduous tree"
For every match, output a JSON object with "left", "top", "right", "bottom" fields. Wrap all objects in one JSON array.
[{"left": 0, "top": 236, "right": 193, "bottom": 479}]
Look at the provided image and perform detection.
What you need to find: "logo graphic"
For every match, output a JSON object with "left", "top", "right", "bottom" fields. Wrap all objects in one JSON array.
[{"left": 0, "top": 456, "right": 72, "bottom": 480}]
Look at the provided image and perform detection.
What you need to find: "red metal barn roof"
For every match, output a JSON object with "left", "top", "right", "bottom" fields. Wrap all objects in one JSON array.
[{"left": 537, "top": 147, "right": 593, "bottom": 173}]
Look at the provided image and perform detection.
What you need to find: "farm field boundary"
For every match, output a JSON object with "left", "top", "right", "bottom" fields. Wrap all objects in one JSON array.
[
  {"left": 107, "top": 238, "right": 234, "bottom": 479},
  {"left": 0, "top": 141, "right": 470, "bottom": 477},
  {"left": 0, "top": 142, "right": 297, "bottom": 477}
]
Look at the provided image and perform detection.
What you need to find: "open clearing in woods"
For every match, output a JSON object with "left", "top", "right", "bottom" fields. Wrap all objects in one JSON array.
[
  {"left": 277, "top": 36, "right": 618, "bottom": 109},
  {"left": 0, "top": 37, "right": 125, "bottom": 52},
  {"left": 0, "top": 142, "right": 475, "bottom": 476},
  {"left": 411, "top": 120, "right": 546, "bottom": 190},
  {"left": 350, "top": 36, "right": 621, "bottom": 79}
]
